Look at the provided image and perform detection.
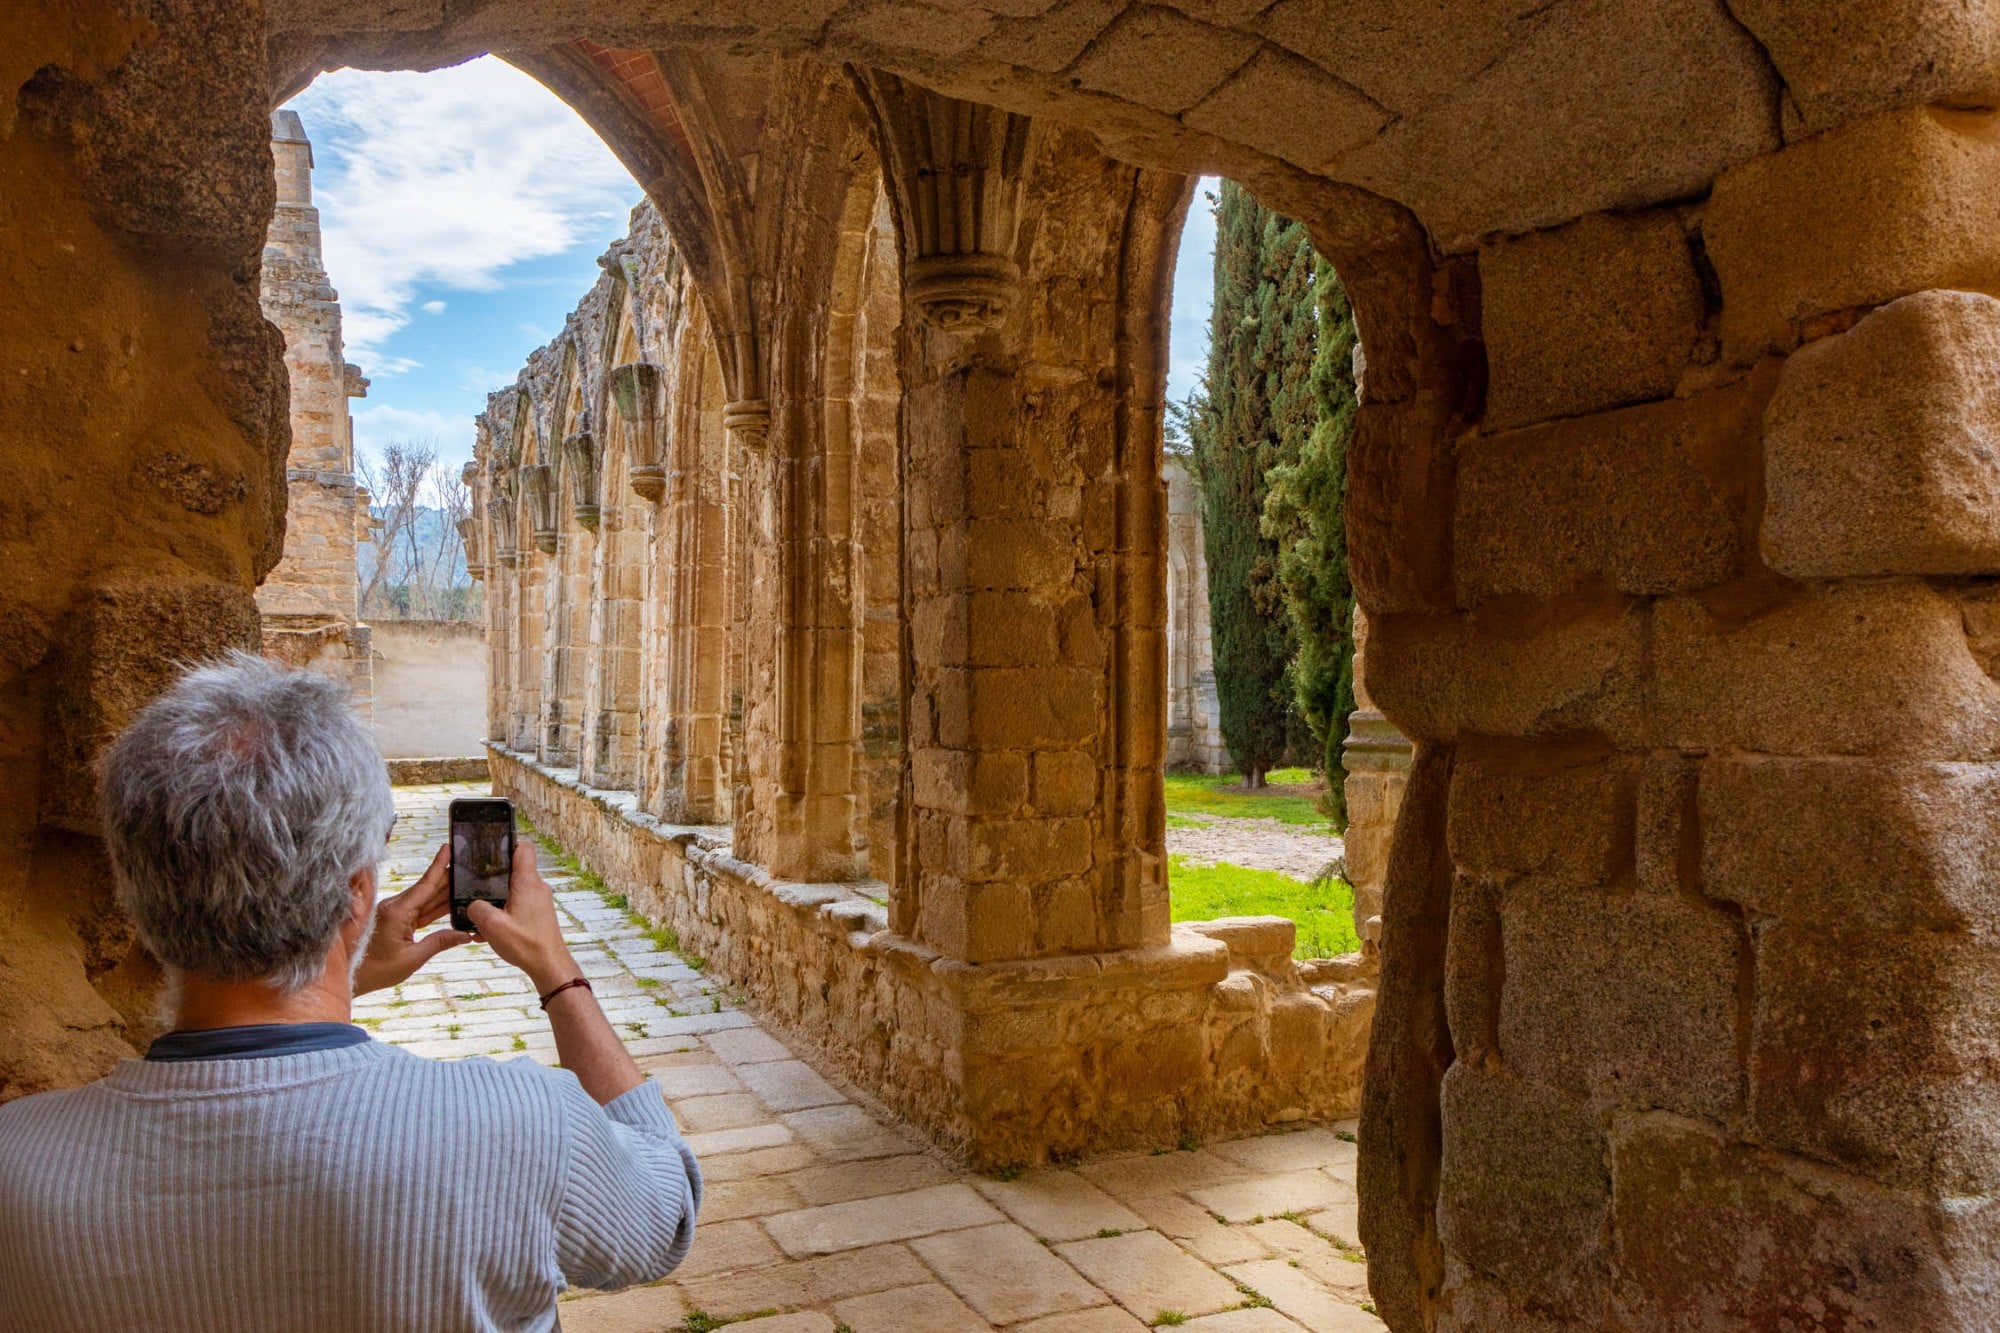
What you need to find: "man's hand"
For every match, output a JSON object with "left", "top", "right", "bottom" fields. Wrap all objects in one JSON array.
[
  {"left": 465, "top": 845, "right": 579, "bottom": 994},
  {"left": 353, "top": 845, "right": 474, "bottom": 997}
]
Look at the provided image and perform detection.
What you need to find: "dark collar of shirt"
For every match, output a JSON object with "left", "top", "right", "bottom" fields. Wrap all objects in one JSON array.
[{"left": 144, "top": 1023, "right": 374, "bottom": 1063}]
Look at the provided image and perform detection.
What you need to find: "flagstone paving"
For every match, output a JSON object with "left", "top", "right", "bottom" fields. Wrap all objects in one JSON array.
[{"left": 365, "top": 783, "right": 1387, "bottom": 1333}]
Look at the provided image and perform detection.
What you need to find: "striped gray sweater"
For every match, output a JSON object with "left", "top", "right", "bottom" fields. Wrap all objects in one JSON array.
[{"left": 0, "top": 1040, "right": 700, "bottom": 1331}]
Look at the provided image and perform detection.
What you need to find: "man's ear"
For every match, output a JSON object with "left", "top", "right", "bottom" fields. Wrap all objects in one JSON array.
[{"left": 348, "top": 865, "right": 376, "bottom": 925}]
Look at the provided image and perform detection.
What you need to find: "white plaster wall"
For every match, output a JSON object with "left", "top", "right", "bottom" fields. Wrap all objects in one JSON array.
[{"left": 370, "top": 620, "right": 490, "bottom": 758}]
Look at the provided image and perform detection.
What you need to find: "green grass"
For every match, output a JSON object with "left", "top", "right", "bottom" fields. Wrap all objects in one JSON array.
[
  {"left": 1163, "top": 770, "right": 1333, "bottom": 830},
  {"left": 1169, "top": 855, "right": 1360, "bottom": 958}
]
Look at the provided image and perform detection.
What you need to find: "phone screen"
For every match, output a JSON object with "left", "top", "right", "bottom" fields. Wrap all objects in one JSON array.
[{"left": 450, "top": 799, "right": 515, "bottom": 931}]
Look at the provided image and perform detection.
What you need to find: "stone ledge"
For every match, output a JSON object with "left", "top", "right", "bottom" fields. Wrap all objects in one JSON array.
[
  {"left": 487, "top": 744, "right": 1373, "bottom": 1167},
  {"left": 389, "top": 755, "right": 490, "bottom": 785}
]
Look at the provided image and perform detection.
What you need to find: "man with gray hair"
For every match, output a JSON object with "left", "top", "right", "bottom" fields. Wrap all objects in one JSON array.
[{"left": 0, "top": 653, "right": 700, "bottom": 1330}]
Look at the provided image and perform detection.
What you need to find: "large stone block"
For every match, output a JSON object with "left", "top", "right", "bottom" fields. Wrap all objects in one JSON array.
[
  {"left": 1255, "top": 0, "right": 1547, "bottom": 118},
  {"left": 1751, "top": 923, "right": 2000, "bottom": 1197},
  {"left": 1182, "top": 47, "right": 1385, "bottom": 172},
  {"left": 1730, "top": 0, "right": 2000, "bottom": 134},
  {"left": 1763, "top": 290, "right": 2000, "bottom": 577},
  {"left": 1707, "top": 107, "right": 2000, "bottom": 363},
  {"left": 1365, "top": 597, "right": 1644, "bottom": 744},
  {"left": 1067, "top": 6, "right": 1260, "bottom": 115},
  {"left": 1330, "top": 0, "right": 1777, "bottom": 251},
  {"left": 1479, "top": 208, "right": 1705, "bottom": 430},
  {"left": 1455, "top": 373, "right": 1764, "bottom": 604},
  {"left": 1446, "top": 741, "right": 1635, "bottom": 888},
  {"left": 1442, "top": 874, "right": 1501, "bottom": 1061},
  {"left": 1500, "top": 881, "right": 1742, "bottom": 1120},
  {"left": 45, "top": 577, "right": 262, "bottom": 833},
  {"left": 1436, "top": 1064, "right": 1610, "bottom": 1321},
  {"left": 1346, "top": 397, "right": 1458, "bottom": 616},
  {"left": 1703, "top": 757, "right": 2000, "bottom": 931},
  {"left": 1609, "top": 1111, "right": 1998, "bottom": 1329},
  {"left": 1650, "top": 579, "right": 2000, "bottom": 757},
  {"left": 1633, "top": 753, "right": 1697, "bottom": 895}
]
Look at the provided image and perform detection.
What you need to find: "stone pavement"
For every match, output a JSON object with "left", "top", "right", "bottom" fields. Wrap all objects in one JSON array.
[{"left": 363, "top": 784, "right": 1386, "bottom": 1333}]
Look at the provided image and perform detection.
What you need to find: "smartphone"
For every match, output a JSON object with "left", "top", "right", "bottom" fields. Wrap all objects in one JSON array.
[{"left": 449, "top": 798, "right": 516, "bottom": 932}]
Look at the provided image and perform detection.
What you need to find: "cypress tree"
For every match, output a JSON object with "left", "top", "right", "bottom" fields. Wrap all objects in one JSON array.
[
  {"left": 1186, "top": 181, "right": 1313, "bottom": 787},
  {"left": 1262, "top": 256, "right": 1359, "bottom": 825}
]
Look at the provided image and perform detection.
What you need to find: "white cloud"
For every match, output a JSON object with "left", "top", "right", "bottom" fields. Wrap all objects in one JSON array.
[
  {"left": 351, "top": 404, "right": 477, "bottom": 475},
  {"left": 287, "top": 57, "right": 640, "bottom": 369},
  {"left": 421, "top": 299, "right": 447, "bottom": 315}
]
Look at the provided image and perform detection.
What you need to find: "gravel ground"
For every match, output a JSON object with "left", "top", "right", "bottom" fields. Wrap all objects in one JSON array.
[{"left": 1166, "top": 813, "right": 1343, "bottom": 882}]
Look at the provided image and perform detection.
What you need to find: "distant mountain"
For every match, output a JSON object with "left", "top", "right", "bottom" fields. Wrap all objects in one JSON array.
[{"left": 362, "top": 503, "right": 480, "bottom": 621}]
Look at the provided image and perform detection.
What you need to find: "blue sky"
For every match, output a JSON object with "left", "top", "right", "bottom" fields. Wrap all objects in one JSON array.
[{"left": 284, "top": 57, "right": 1215, "bottom": 477}]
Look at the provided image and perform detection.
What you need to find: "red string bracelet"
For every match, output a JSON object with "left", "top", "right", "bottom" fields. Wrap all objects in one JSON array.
[{"left": 538, "top": 976, "right": 593, "bottom": 1010}]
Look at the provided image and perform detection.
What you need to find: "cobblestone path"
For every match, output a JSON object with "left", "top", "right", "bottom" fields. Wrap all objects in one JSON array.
[
  {"left": 362, "top": 784, "right": 1386, "bottom": 1333},
  {"left": 1165, "top": 816, "right": 1344, "bottom": 883}
]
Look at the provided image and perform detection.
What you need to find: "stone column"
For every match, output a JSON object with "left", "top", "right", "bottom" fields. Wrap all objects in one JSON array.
[
  {"left": 1358, "top": 104, "right": 2000, "bottom": 1332},
  {"left": 1339, "top": 607, "right": 1409, "bottom": 946},
  {"left": 864, "top": 81, "right": 1181, "bottom": 962}
]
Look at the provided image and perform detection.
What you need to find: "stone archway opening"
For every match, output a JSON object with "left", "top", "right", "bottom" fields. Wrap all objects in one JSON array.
[{"left": 16, "top": 4, "right": 2000, "bottom": 1328}]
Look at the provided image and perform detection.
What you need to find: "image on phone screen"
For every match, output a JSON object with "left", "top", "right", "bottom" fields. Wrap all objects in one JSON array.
[{"left": 450, "top": 799, "right": 514, "bottom": 931}]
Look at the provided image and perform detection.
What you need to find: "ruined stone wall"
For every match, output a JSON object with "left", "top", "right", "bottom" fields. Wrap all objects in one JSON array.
[
  {"left": 1164, "top": 453, "right": 1226, "bottom": 773},
  {"left": 257, "top": 111, "right": 372, "bottom": 713},
  {"left": 368, "top": 619, "right": 487, "bottom": 759},
  {"left": 473, "top": 200, "right": 747, "bottom": 834}
]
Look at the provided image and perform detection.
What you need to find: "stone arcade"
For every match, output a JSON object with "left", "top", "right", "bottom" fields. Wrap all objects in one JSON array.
[
  {"left": 10, "top": 3, "right": 2000, "bottom": 1327},
  {"left": 469, "top": 184, "right": 1379, "bottom": 1169}
]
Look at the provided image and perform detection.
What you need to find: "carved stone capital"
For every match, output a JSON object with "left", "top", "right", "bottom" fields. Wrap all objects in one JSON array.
[
  {"left": 723, "top": 398, "right": 771, "bottom": 450},
  {"left": 563, "top": 427, "right": 601, "bottom": 530},
  {"left": 630, "top": 465, "right": 667, "bottom": 502},
  {"left": 519, "top": 463, "right": 559, "bottom": 555},
  {"left": 908, "top": 253, "right": 1020, "bottom": 333},
  {"left": 487, "top": 494, "right": 519, "bottom": 568},
  {"left": 610, "top": 361, "right": 667, "bottom": 501}
]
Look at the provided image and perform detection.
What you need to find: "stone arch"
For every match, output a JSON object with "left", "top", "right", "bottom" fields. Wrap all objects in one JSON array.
[
  {"left": 578, "top": 264, "right": 647, "bottom": 791},
  {"left": 543, "top": 337, "right": 591, "bottom": 766},
  {"left": 21, "top": 6, "right": 2000, "bottom": 1328},
  {"left": 831, "top": 182, "right": 905, "bottom": 889},
  {"left": 504, "top": 386, "right": 549, "bottom": 756}
]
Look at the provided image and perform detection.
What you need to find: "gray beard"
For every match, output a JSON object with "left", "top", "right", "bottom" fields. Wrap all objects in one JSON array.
[{"left": 347, "top": 907, "right": 378, "bottom": 986}]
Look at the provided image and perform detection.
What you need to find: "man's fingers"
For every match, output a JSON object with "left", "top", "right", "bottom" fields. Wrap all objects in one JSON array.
[
  {"left": 419, "top": 929, "right": 474, "bottom": 961},
  {"left": 412, "top": 843, "right": 449, "bottom": 893},
  {"left": 380, "top": 845, "right": 450, "bottom": 923},
  {"left": 465, "top": 898, "right": 506, "bottom": 932},
  {"left": 404, "top": 868, "right": 454, "bottom": 926},
  {"left": 509, "top": 844, "right": 546, "bottom": 891}
]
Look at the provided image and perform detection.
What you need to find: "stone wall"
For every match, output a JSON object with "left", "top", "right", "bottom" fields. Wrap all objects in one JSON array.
[
  {"left": 257, "top": 111, "right": 372, "bottom": 712},
  {"left": 0, "top": 0, "right": 284, "bottom": 1100},
  {"left": 17, "top": 3, "right": 2000, "bottom": 1325},
  {"left": 369, "top": 619, "right": 487, "bottom": 759},
  {"left": 493, "top": 744, "right": 1372, "bottom": 1167}
]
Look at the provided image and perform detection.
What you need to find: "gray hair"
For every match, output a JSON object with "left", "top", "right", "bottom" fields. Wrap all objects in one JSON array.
[{"left": 101, "top": 651, "right": 393, "bottom": 995}]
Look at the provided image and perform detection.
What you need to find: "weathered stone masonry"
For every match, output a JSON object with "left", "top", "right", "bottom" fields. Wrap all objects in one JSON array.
[
  {"left": 257, "top": 111, "right": 373, "bottom": 711},
  {"left": 16, "top": 3, "right": 2000, "bottom": 1327},
  {"left": 476, "top": 180, "right": 1375, "bottom": 1165}
]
